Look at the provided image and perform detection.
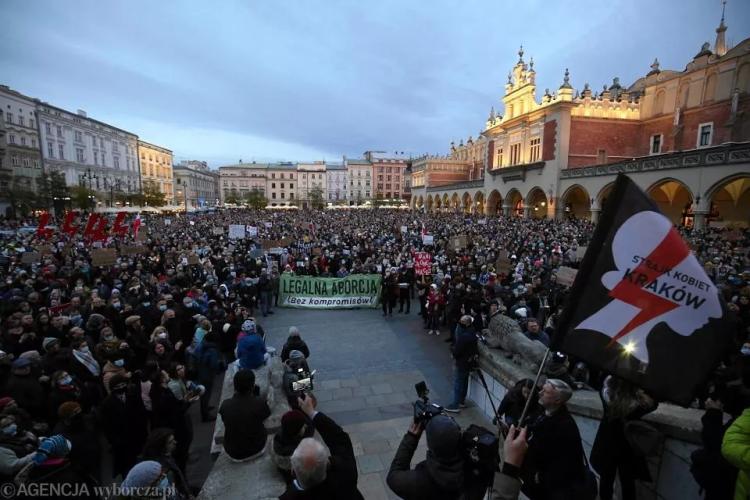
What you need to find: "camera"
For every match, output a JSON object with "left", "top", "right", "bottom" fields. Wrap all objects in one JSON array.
[
  {"left": 413, "top": 381, "right": 443, "bottom": 424},
  {"left": 292, "top": 370, "right": 315, "bottom": 394}
]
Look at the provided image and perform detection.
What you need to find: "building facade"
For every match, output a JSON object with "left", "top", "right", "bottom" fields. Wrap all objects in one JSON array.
[
  {"left": 326, "top": 162, "right": 348, "bottom": 202},
  {"left": 266, "top": 163, "right": 297, "bottom": 207},
  {"left": 411, "top": 15, "right": 750, "bottom": 230},
  {"left": 365, "top": 151, "right": 408, "bottom": 202},
  {"left": 138, "top": 140, "right": 174, "bottom": 204},
  {"left": 174, "top": 160, "right": 220, "bottom": 209},
  {"left": 36, "top": 103, "right": 141, "bottom": 196},
  {"left": 218, "top": 162, "right": 267, "bottom": 205},
  {"left": 0, "top": 86, "right": 43, "bottom": 195},
  {"left": 344, "top": 158, "right": 373, "bottom": 205},
  {"left": 297, "top": 162, "right": 327, "bottom": 207}
]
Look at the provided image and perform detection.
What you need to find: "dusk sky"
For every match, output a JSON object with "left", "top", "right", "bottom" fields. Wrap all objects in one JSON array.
[{"left": 2, "top": 0, "right": 748, "bottom": 167}]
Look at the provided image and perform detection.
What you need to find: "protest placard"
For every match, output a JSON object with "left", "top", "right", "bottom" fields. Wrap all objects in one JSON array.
[
  {"left": 228, "top": 224, "right": 246, "bottom": 239},
  {"left": 312, "top": 247, "right": 322, "bottom": 256},
  {"left": 264, "top": 222, "right": 273, "bottom": 229},
  {"left": 164, "top": 219, "right": 171, "bottom": 226},
  {"left": 422, "top": 235, "right": 434, "bottom": 245},
  {"left": 450, "top": 234, "right": 468, "bottom": 250},
  {"left": 495, "top": 250, "right": 512, "bottom": 274},
  {"left": 211, "top": 227, "right": 224, "bottom": 236},
  {"left": 555, "top": 266, "right": 578, "bottom": 287},
  {"left": 21, "top": 252, "right": 41, "bottom": 264},
  {"left": 188, "top": 254, "right": 200, "bottom": 265},
  {"left": 401, "top": 225, "right": 408, "bottom": 234},
  {"left": 120, "top": 245, "right": 143, "bottom": 256},
  {"left": 414, "top": 252, "right": 432, "bottom": 275},
  {"left": 36, "top": 245, "right": 54, "bottom": 255},
  {"left": 91, "top": 248, "right": 117, "bottom": 267},
  {"left": 135, "top": 230, "right": 148, "bottom": 242},
  {"left": 575, "top": 246, "right": 588, "bottom": 261},
  {"left": 246, "top": 226, "right": 258, "bottom": 237}
]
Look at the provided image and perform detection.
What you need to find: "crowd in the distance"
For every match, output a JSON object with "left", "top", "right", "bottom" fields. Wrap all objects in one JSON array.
[{"left": 0, "top": 207, "right": 746, "bottom": 499}]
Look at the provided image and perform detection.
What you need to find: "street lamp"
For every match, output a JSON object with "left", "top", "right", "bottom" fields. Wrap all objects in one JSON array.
[
  {"left": 83, "top": 168, "right": 98, "bottom": 190},
  {"left": 109, "top": 179, "right": 122, "bottom": 208},
  {"left": 87, "top": 195, "right": 96, "bottom": 212}
]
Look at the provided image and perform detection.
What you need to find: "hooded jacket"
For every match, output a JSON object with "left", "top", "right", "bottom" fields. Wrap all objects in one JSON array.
[
  {"left": 722, "top": 407, "right": 750, "bottom": 500},
  {"left": 236, "top": 334, "right": 267, "bottom": 370},
  {"left": 386, "top": 425, "right": 464, "bottom": 500}
]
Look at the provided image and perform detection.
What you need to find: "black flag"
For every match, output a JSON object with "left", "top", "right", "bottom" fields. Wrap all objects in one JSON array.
[{"left": 551, "top": 174, "right": 734, "bottom": 406}]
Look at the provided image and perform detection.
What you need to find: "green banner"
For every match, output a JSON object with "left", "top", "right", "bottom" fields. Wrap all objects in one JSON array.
[{"left": 279, "top": 273, "right": 382, "bottom": 309}]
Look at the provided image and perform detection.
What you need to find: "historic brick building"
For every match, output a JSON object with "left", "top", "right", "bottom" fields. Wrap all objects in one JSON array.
[{"left": 411, "top": 12, "right": 750, "bottom": 229}]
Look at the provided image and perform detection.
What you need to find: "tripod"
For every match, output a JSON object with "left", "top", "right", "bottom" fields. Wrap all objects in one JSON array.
[{"left": 469, "top": 363, "right": 503, "bottom": 500}]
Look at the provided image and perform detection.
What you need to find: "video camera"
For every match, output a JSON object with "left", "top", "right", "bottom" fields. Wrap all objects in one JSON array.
[
  {"left": 291, "top": 369, "right": 316, "bottom": 397},
  {"left": 413, "top": 381, "right": 443, "bottom": 424}
]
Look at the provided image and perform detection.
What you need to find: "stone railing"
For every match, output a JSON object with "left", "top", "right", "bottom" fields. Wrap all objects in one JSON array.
[
  {"left": 561, "top": 141, "right": 750, "bottom": 179},
  {"left": 487, "top": 161, "right": 545, "bottom": 182},
  {"left": 426, "top": 179, "right": 485, "bottom": 192}
]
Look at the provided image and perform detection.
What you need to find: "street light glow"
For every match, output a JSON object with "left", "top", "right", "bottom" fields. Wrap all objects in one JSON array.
[{"left": 623, "top": 341, "right": 636, "bottom": 355}]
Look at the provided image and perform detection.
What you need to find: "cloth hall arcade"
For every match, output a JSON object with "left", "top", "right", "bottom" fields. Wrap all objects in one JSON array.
[{"left": 410, "top": 14, "right": 750, "bottom": 229}]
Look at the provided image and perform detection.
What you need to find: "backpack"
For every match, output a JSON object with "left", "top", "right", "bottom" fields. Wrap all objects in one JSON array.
[{"left": 461, "top": 424, "right": 500, "bottom": 500}]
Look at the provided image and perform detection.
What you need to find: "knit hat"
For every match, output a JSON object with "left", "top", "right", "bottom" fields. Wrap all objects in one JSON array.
[
  {"left": 42, "top": 337, "right": 60, "bottom": 352},
  {"left": 86, "top": 313, "right": 106, "bottom": 331},
  {"left": 37, "top": 435, "right": 71, "bottom": 458},
  {"left": 281, "top": 410, "right": 307, "bottom": 437},
  {"left": 0, "top": 397, "right": 13, "bottom": 411},
  {"left": 288, "top": 350, "right": 305, "bottom": 361},
  {"left": 58, "top": 401, "right": 82, "bottom": 421},
  {"left": 122, "top": 460, "right": 163, "bottom": 489},
  {"left": 425, "top": 415, "right": 462, "bottom": 461},
  {"left": 11, "top": 357, "right": 31, "bottom": 369},
  {"left": 241, "top": 320, "right": 256, "bottom": 333}
]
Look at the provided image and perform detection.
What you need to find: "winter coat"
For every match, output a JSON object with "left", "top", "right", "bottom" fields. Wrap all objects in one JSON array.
[
  {"left": 590, "top": 387, "right": 658, "bottom": 483},
  {"left": 236, "top": 334, "right": 267, "bottom": 371},
  {"left": 281, "top": 337, "right": 310, "bottom": 362},
  {"left": 194, "top": 340, "right": 223, "bottom": 385},
  {"left": 386, "top": 431, "right": 464, "bottom": 500},
  {"left": 451, "top": 324, "right": 478, "bottom": 369},
  {"left": 722, "top": 408, "right": 750, "bottom": 500},
  {"left": 218, "top": 392, "right": 270, "bottom": 460},
  {"left": 4, "top": 373, "right": 46, "bottom": 419},
  {"left": 279, "top": 412, "right": 363, "bottom": 500}
]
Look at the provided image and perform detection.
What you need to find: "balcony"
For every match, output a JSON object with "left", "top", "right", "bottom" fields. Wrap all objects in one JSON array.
[
  {"left": 426, "top": 179, "right": 485, "bottom": 192},
  {"left": 560, "top": 142, "right": 750, "bottom": 179},
  {"left": 487, "top": 161, "right": 545, "bottom": 182}
]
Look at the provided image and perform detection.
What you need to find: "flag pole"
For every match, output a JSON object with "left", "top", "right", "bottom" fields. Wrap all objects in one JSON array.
[{"left": 518, "top": 347, "right": 551, "bottom": 425}]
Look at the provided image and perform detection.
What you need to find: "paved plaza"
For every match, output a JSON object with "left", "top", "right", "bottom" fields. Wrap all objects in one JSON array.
[{"left": 259, "top": 305, "right": 496, "bottom": 500}]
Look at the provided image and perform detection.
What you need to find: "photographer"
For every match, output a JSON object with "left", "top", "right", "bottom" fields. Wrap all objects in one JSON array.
[
  {"left": 445, "top": 315, "right": 478, "bottom": 413},
  {"left": 387, "top": 415, "right": 464, "bottom": 499},
  {"left": 280, "top": 395, "right": 363, "bottom": 499}
]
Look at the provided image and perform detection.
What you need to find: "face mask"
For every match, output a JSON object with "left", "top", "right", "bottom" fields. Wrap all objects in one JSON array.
[
  {"left": 2, "top": 424, "right": 17, "bottom": 436},
  {"left": 112, "top": 302, "right": 121, "bottom": 309},
  {"left": 157, "top": 476, "right": 170, "bottom": 491},
  {"left": 79, "top": 346, "right": 90, "bottom": 354},
  {"left": 114, "top": 359, "right": 125, "bottom": 367},
  {"left": 142, "top": 302, "right": 151, "bottom": 307},
  {"left": 59, "top": 376, "right": 73, "bottom": 386},
  {"left": 157, "top": 332, "right": 168, "bottom": 340},
  {"left": 185, "top": 302, "right": 193, "bottom": 308},
  {"left": 159, "top": 305, "right": 167, "bottom": 311}
]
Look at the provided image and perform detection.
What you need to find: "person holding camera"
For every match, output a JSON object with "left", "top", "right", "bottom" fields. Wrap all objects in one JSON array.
[
  {"left": 386, "top": 414, "right": 465, "bottom": 499},
  {"left": 279, "top": 395, "right": 363, "bottom": 499},
  {"left": 218, "top": 369, "right": 270, "bottom": 461},
  {"left": 445, "top": 315, "right": 478, "bottom": 413}
]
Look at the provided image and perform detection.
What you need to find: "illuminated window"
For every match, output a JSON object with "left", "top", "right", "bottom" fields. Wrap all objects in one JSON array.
[
  {"left": 529, "top": 138, "right": 541, "bottom": 162},
  {"left": 509, "top": 144, "right": 521, "bottom": 165}
]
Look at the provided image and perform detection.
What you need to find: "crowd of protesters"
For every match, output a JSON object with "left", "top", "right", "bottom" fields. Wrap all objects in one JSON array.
[{"left": 0, "top": 207, "right": 746, "bottom": 499}]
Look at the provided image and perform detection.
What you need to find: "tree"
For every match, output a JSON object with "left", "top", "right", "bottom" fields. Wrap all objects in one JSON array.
[
  {"left": 373, "top": 194, "right": 385, "bottom": 209},
  {"left": 36, "top": 171, "right": 69, "bottom": 210},
  {"left": 245, "top": 188, "right": 268, "bottom": 210},
  {"left": 225, "top": 189, "right": 241, "bottom": 205},
  {"left": 70, "top": 186, "right": 97, "bottom": 210},
  {"left": 308, "top": 186, "right": 325, "bottom": 210},
  {"left": 142, "top": 180, "right": 167, "bottom": 207}
]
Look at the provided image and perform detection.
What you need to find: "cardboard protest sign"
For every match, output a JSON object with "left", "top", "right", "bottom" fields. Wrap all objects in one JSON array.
[
  {"left": 414, "top": 252, "right": 432, "bottom": 275},
  {"left": 121, "top": 245, "right": 143, "bottom": 256},
  {"left": 91, "top": 248, "right": 117, "bottom": 267},
  {"left": 36, "top": 245, "right": 54, "bottom": 255},
  {"left": 450, "top": 235, "right": 468, "bottom": 250},
  {"left": 401, "top": 226, "right": 408, "bottom": 234},
  {"left": 164, "top": 219, "right": 171, "bottom": 226},
  {"left": 422, "top": 235, "right": 434, "bottom": 246},
  {"left": 188, "top": 254, "right": 200, "bottom": 265},
  {"left": 135, "top": 230, "right": 148, "bottom": 242},
  {"left": 228, "top": 224, "right": 246, "bottom": 239},
  {"left": 496, "top": 250, "right": 513, "bottom": 274},
  {"left": 21, "top": 252, "right": 41, "bottom": 264},
  {"left": 246, "top": 226, "right": 258, "bottom": 237},
  {"left": 250, "top": 248, "right": 265, "bottom": 258},
  {"left": 312, "top": 247, "right": 322, "bottom": 256},
  {"left": 264, "top": 222, "right": 273, "bottom": 229},
  {"left": 554, "top": 266, "right": 578, "bottom": 287},
  {"left": 212, "top": 227, "right": 224, "bottom": 236}
]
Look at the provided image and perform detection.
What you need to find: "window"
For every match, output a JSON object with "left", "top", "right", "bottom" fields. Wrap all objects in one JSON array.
[
  {"left": 22, "top": 158, "right": 30, "bottom": 168},
  {"left": 100, "top": 138, "right": 104, "bottom": 148},
  {"left": 75, "top": 131, "right": 82, "bottom": 142},
  {"left": 597, "top": 149, "right": 607, "bottom": 164},
  {"left": 281, "top": 183, "right": 285, "bottom": 189},
  {"left": 698, "top": 123, "right": 713, "bottom": 147},
  {"left": 272, "top": 192, "right": 277, "bottom": 199},
  {"left": 366, "top": 191, "right": 370, "bottom": 197},
  {"left": 18, "top": 116, "right": 24, "bottom": 126},
  {"left": 290, "top": 192, "right": 294, "bottom": 199},
  {"left": 31, "top": 138, "right": 36, "bottom": 148},
  {"left": 94, "top": 151, "right": 98, "bottom": 165},
  {"left": 289, "top": 183, "right": 293, "bottom": 189},
  {"left": 271, "top": 173, "right": 276, "bottom": 179},
  {"left": 509, "top": 143, "right": 521, "bottom": 165},
  {"left": 58, "top": 144, "right": 64, "bottom": 160},
  {"left": 29, "top": 118, "right": 34, "bottom": 128},
  {"left": 6, "top": 113, "right": 12, "bottom": 123},
  {"left": 8, "top": 135, "right": 14, "bottom": 144},
  {"left": 11, "top": 155, "right": 18, "bottom": 166},
  {"left": 76, "top": 148, "right": 84, "bottom": 162},
  {"left": 529, "top": 138, "right": 541, "bottom": 162},
  {"left": 45, "top": 122, "right": 51, "bottom": 134},
  {"left": 34, "top": 160, "right": 39, "bottom": 169},
  {"left": 650, "top": 134, "right": 662, "bottom": 154},
  {"left": 56, "top": 126, "right": 62, "bottom": 138},
  {"left": 114, "top": 156, "right": 119, "bottom": 169},
  {"left": 47, "top": 142, "right": 54, "bottom": 158}
]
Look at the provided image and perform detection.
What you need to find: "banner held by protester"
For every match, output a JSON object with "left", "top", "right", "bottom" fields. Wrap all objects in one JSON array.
[{"left": 279, "top": 273, "right": 382, "bottom": 309}]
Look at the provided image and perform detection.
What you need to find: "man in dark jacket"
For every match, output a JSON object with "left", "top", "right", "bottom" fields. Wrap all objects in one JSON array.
[
  {"left": 386, "top": 415, "right": 464, "bottom": 499},
  {"left": 281, "top": 327, "right": 310, "bottom": 362},
  {"left": 195, "top": 332, "right": 224, "bottom": 422},
  {"left": 280, "top": 395, "right": 363, "bottom": 499},
  {"left": 219, "top": 369, "right": 270, "bottom": 460},
  {"left": 522, "top": 378, "right": 587, "bottom": 500},
  {"left": 445, "top": 315, "right": 478, "bottom": 413}
]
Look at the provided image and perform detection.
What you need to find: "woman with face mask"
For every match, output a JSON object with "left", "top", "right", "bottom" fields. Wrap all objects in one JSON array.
[
  {"left": 149, "top": 370, "right": 193, "bottom": 475},
  {"left": 139, "top": 428, "right": 193, "bottom": 500},
  {"left": 68, "top": 339, "right": 103, "bottom": 407},
  {"left": 47, "top": 371, "right": 84, "bottom": 422},
  {"left": 102, "top": 354, "right": 131, "bottom": 395},
  {"left": 0, "top": 415, "right": 39, "bottom": 478}
]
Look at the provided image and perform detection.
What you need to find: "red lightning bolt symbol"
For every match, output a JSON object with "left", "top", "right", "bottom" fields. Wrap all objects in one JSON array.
[{"left": 608, "top": 227, "right": 691, "bottom": 346}]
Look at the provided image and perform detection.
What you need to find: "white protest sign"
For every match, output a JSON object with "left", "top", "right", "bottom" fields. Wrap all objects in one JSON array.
[
  {"left": 422, "top": 235, "right": 434, "bottom": 245},
  {"left": 228, "top": 224, "right": 246, "bottom": 239},
  {"left": 246, "top": 226, "right": 258, "bottom": 237}
]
